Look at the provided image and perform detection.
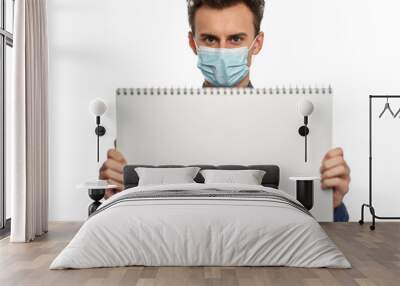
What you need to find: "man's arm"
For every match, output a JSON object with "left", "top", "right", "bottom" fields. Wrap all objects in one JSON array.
[
  {"left": 320, "top": 147, "right": 351, "bottom": 221},
  {"left": 99, "top": 149, "right": 127, "bottom": 199}
]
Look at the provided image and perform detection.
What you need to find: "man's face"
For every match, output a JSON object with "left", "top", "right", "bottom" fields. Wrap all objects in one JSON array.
[{"left": 189, "top": 3, "right": 264, "bottom": 66}]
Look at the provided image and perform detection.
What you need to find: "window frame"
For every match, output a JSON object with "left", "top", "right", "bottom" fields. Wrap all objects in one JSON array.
[{"left": 0, "top": 0, "right": 14, "bottom": 233}]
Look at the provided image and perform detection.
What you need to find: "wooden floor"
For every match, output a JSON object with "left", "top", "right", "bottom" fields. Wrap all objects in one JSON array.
[{"left": 0, "top": 222, "right": 399, "bottom": 286}]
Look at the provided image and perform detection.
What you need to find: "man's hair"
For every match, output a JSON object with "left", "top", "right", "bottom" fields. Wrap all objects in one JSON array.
[{"left": 187, "top": 0, "right": 265, "bottom": 35}]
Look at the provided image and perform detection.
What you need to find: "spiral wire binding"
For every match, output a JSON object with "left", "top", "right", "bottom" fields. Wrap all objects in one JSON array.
[{"left": 116, "top": 86, "right": 333, "bottom": 96}]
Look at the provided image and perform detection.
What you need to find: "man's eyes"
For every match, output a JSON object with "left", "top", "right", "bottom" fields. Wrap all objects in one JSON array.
[
  {"left": 200, "top": 35, "right": 245, "bottom": 46},
  {"left": 204, "top": 36, "right": 217, "bottom": 44},
  {"left": 230, "top": 36, "right": 243, "bottom": 44}
]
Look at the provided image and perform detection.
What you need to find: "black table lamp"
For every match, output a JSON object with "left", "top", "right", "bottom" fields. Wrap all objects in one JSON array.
[
  {"left": 89, "top": 99, "right": 107, "bottom": 162},
  {"left": 298, "top": 99, "right": 314, "bottom": 162}
]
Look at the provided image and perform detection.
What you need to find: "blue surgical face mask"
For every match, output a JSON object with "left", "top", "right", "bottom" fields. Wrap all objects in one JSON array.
[{"left": 195, "top": 37, "right": 258, "bottom": 87}]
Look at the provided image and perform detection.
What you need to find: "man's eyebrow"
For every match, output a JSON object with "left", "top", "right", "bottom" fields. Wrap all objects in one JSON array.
[
  {"left": 199, "top": 33, "right": 220, "bottom": 39},
  {"left": 227, "top": 33, "right": 248, "bottom": 38},
  {"left": 198, "top": 32, "right": 248, "bottom": 39}
]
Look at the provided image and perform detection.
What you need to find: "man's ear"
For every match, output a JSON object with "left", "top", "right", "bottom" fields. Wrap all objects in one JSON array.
[
  {"left": 251, "top": 31, "right": 264, "bottom": 56},
  {"left": 188, "top": 31, "right": 198, "bottom": 55}
]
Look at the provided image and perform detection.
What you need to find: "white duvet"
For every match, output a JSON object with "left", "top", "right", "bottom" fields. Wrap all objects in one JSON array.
[{"left": 50, "top": 183, "right": 351, "bottom": 269}]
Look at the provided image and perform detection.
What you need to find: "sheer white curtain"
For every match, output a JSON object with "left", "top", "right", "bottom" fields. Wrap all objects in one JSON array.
[{"left": 9, "top": 0, "right": 48, "bottom": 242}]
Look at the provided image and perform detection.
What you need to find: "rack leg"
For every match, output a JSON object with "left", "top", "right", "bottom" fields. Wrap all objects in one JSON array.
[
  {"left": 359, "top": 204, "right": 377, "bottom": 231},
  {"left": 359, "top": 204, "right": 366, "bottom": 225},
  {"left": 370, "top": 206, "right": 376, "bottom": 231}
]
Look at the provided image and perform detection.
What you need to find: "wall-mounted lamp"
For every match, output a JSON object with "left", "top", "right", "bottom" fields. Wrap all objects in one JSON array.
[
  {"left": 89, "top": 99, "right": 107, "bottom": 162},
  {"left": 298, "top": 99, "right": 314, "bottom": 162}
]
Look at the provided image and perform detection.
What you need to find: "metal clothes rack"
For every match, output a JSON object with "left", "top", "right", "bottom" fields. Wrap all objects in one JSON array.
[{"left": 359, "top": 95, "right": 400, "bottom": 230}]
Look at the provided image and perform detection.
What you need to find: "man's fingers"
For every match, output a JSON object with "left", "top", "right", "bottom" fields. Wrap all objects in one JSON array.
[
  {"left": 103, "top": 158, "right": 124, "bottom": 173},
  {"left": 321, "top": 177, "right": 349, "bottom": 195},
  {"left": 321, "top": 165, "right": 350, "bottom": 180},
  {"left": 100, "top": 149, "right": 127, "bottom": 200},
  {"left": 320, "top": 148, "right": 351, "bottom": 208},
  {"left": 324, "top": 147, "right": 344, "bottom": 160},
  {"left": 107, "top": 179, "right": 124, "bottom": 190},
  {"left": 107, "top": 149, "right": 127, "bottom": 164},
  {"left": 99, "top": 168, "right": 124, "bottom": 185},
  {"left": 320, "top": 156, "right": 346, "bottom": 173}
]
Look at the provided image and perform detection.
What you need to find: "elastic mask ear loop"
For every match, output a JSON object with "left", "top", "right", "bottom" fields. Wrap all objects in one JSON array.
[
  {"left": 194, "top": 38, "right": 200, "bottom": 54},
  {"left": 248, "top": 33, "right": 260, "bottom": 66},
  {"left": 249, "top": 33, "right": 260, "bottom": 54}
]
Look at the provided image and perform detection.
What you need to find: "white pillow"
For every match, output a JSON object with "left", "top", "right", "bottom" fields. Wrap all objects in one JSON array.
[
  {"left": 200, "top": 169, "right": 266, "bottom": 185},
  {"left": 135, "top": 167, "right": 201, "bottom": 186}
]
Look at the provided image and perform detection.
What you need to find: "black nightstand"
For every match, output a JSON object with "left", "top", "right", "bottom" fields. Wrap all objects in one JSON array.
[
  {"left": 289, "top": 177, "right": 319, "bottom": 211},
  {"left": 78, "top": 183, "right": 118, "bottom": 216}
]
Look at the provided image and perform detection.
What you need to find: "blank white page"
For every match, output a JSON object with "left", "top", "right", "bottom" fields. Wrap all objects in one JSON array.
[{"left": 116, "top": 87, "right": 333, "bottom": 221}]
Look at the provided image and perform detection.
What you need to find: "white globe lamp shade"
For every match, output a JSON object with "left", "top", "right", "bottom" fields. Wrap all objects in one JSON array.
[
  {"left": 298, "top": 100, "right": 314, "bottom": 116},
  {"left": 89, "top": 99, "right": 107, "bottom": 117}
]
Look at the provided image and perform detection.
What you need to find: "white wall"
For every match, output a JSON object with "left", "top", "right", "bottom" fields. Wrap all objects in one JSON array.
[{"left": 48, "top": 0, "right": 400, "bottom": 221}]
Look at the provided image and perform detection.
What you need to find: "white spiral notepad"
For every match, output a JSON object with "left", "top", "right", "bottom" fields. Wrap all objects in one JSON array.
[{"left": 116, "top": 87, "right": 333, "bottom": 221}]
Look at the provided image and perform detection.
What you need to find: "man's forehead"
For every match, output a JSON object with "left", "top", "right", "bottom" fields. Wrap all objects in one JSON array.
[{"left": 194, "top": 3, "right": 255, "bottom": 36}]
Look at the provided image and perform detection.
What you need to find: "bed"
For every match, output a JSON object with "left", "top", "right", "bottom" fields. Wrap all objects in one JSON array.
[{"left": 50, "top": 165, "right": 350, "bottom": 269}]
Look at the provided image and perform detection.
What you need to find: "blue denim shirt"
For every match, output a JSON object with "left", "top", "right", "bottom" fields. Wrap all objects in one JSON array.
[{"left": 334, "top": 203, "right": 349, "bottom": 222}]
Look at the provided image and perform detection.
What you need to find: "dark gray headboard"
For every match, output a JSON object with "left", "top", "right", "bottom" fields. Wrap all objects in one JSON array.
[{"left": 123, "top": 165, "right": 280, "bottom": 189}]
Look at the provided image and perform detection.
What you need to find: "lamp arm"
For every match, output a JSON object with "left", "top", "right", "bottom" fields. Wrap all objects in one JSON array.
[
  {"left": 305, "top": 133, "right": 308, "bottom": 162},
  {"left": 96, "top": 117, "right": 100, "bottom": 162},
  {"left": 97, "top": 130, "right": 100, "bottom": 162},
  {"left": 305, "top": 116, "right": 308, "bottom": 162}
]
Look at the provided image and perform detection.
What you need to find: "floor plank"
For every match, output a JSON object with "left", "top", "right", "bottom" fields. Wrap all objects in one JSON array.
[{"left": 0, "top": 222, "right": 399, "bottom": 286}]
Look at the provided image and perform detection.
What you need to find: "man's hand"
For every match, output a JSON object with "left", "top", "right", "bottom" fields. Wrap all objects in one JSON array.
[
  {"left": 320, "top": 148, "right": 351, "bottom": 208},
  {"left": 99, "top": 149, "right": 127, "bottom": 199}
]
